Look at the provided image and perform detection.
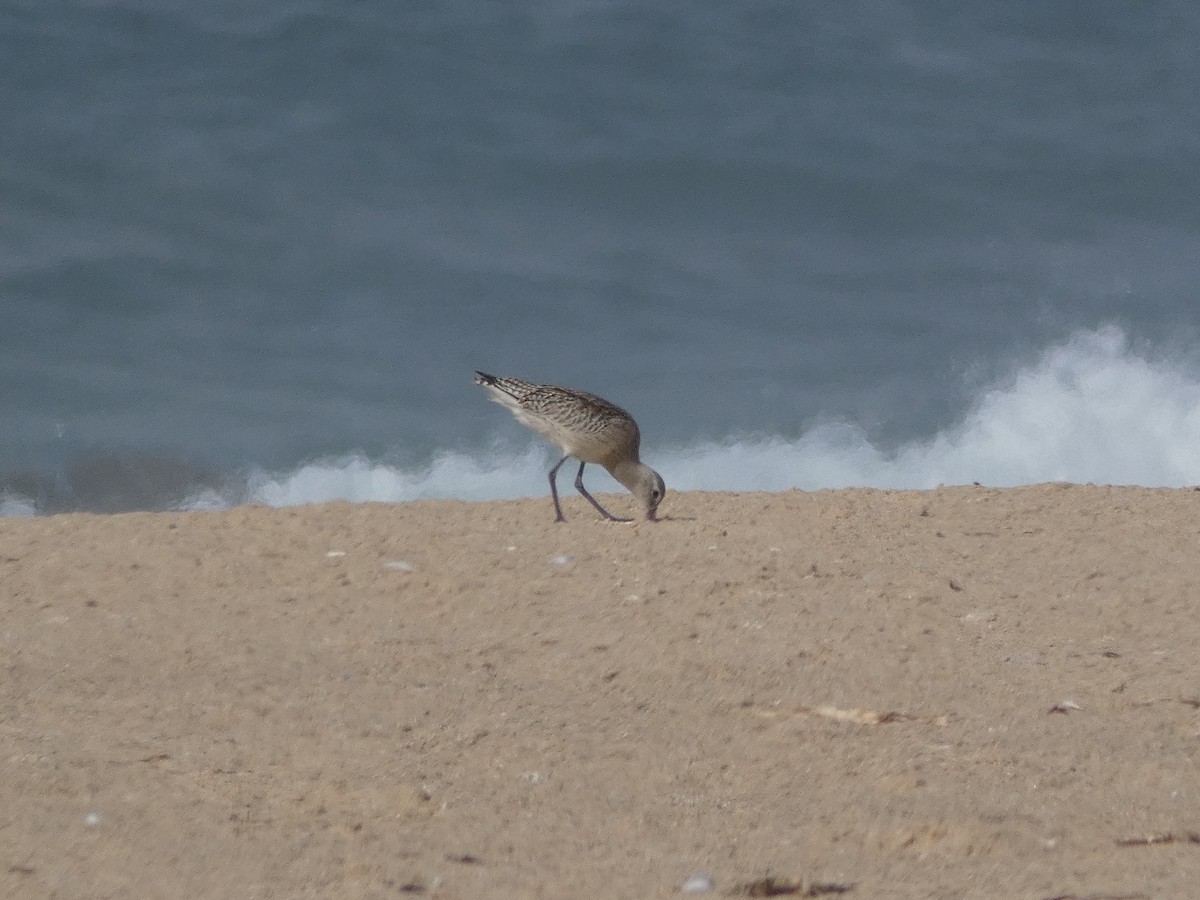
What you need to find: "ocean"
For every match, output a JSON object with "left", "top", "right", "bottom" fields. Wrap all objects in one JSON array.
[{"left": 3, "top": 1, "right": 1200, "bottom": 515}]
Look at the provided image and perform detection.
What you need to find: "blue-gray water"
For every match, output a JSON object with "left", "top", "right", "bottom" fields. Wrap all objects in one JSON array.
[{"left": 3, "top": 2, "right": 1200, "bottom": 514}]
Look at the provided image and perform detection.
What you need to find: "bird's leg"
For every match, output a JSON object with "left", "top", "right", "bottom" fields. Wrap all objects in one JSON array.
[
  {"left": 574, "top": 462, "right": 631, "bottom": 522},
  {"left": 548, "top": 455, "right": 569, "bottom": 522}
]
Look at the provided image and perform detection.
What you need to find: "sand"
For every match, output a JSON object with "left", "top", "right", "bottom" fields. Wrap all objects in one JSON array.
[{"left": 3, "top": 484, "right": 1199, "bottom": 899}]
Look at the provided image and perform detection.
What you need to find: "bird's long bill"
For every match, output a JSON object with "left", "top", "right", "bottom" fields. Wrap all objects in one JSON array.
[{"left": 646, "top": 510, "right": 658, "bottom": 522}]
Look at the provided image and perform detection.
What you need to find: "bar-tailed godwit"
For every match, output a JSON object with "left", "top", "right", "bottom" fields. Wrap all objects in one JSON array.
[{"left": 474, "top": 371, "right": 666, "bottom": 522}]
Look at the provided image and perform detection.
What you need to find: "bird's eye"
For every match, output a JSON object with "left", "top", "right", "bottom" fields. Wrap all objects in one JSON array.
[{"left": 651, "top": 489, "right": 662, "bottom": 500}]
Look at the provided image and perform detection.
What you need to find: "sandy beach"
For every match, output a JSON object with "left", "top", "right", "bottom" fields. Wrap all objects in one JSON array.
[{"left": 3, "top": 485, "right": 1199, "bottom": 898}]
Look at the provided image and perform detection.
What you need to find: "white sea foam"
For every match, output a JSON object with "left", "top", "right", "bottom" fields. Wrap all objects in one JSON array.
[
  {"left": 208, "top": 325, "right": 1200, "bottom": 510},
  {"left": 0, "top": 494, "right": 38, "bottom": 517},
  {"left": 667, "top": 325, "right": 1200, "bottom": 491},
  {"left": 6, "top": 325, "right": 1198, "bottom": 517},
  {"left": 238, "top": 443, "right": 557, "bottom": 507}
]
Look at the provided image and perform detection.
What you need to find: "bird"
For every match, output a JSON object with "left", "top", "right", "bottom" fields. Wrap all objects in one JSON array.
[{"left": 473, "top": 371, "right": 666, "bottom": 522}]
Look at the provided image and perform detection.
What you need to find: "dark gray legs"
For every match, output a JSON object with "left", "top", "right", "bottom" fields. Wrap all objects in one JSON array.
[
  {"left": 573, "top": 461, "right": 629, "bottom": 521},
  {"left": 548, "top": 456, "right": 628, "bottom": 522},
  {"left": 548, "top": 455, "right": 569, "bottom": 522}
]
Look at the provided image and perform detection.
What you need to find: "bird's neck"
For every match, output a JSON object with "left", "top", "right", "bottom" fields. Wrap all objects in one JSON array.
[{"left": 608, "top": 458, "right": 645, "bottom": 494}]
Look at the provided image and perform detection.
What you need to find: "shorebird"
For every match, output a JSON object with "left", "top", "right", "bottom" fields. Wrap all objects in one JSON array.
[{"left": 474, "top": 371, "right": 666, "bottom": 522}]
